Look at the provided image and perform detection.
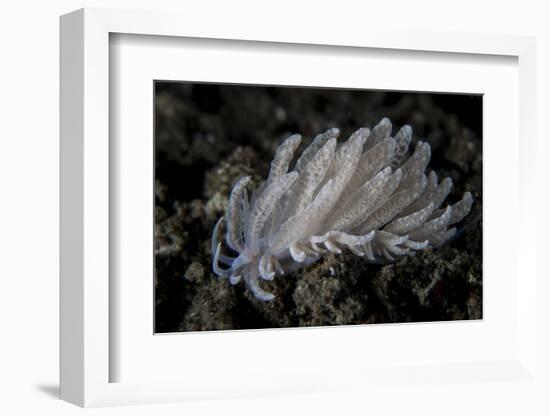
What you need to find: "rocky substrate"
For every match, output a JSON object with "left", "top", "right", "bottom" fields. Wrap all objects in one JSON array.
[{"left": 154, "top": 83, "right": 482, "bottom": 332}]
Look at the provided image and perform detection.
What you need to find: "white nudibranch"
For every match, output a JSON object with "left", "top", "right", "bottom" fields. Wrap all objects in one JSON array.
[{"left": 211, "top": 118, "right": 473, "bottom": 301}]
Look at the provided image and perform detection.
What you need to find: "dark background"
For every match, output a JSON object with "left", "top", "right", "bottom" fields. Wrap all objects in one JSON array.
[{"left": 154, "top": 82, "right": 482, "bottom": 333}]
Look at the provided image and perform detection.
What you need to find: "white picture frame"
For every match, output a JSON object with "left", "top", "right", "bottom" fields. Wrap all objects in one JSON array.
[{"left": 60, "top": 7, "right": 538, "bottom": 408}]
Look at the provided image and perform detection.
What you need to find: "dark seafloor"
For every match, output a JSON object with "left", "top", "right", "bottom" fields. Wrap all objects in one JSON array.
[{"left": 154, "top": 83, "right": 482, "bottom": 332}]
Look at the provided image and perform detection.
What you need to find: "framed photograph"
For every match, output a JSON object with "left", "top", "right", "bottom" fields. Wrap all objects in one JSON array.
[{"left": 60, "top": 7, "right": 538, "bottom": 408}]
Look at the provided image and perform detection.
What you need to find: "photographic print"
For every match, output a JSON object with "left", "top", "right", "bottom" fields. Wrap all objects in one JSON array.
[{"left": 154, "top": 82, "right": 482, "bottom": 333}]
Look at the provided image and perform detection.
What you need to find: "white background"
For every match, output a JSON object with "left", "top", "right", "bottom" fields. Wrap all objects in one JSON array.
[{"left": 0, "top": 1, "right": 548, "bottom": 415}]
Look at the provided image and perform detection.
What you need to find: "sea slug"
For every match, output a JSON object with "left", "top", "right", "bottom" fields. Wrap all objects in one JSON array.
[{"left": 211, "top": 118, "right": 473, "bottom": 301}]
